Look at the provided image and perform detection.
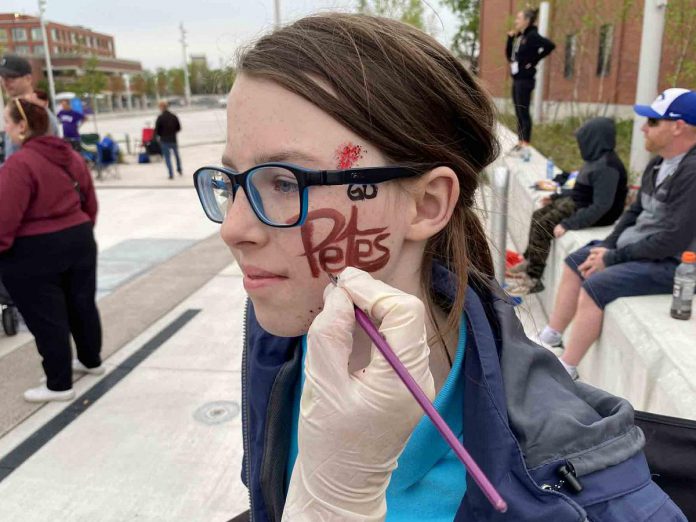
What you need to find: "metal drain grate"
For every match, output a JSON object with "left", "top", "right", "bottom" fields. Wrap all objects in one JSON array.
[{"left": 193, "top": 401, "right": 240, "bottom": 425}]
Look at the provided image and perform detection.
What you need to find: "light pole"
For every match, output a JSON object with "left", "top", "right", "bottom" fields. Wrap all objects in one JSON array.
[
  {"left": 532, "top": 2, "right": 550, "bottom": 123},
  {"left": 38, "top": 0, "right": 57, "bottom": 114},
  {"left": 274, "top": 0, "right": 281, "bottom": 28},
  {"left": 179, "top": 22, "right": 192, "bottom": 106},
  {"left": 629, "top": 0, "right": 668, "bottom": 175}
]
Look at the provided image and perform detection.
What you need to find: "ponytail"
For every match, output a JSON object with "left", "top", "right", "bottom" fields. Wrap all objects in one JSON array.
[{"left": 523, "top": 6, "right": 540, "bottom": 26}]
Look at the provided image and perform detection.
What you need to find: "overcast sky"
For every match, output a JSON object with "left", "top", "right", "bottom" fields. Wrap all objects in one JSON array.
[{"left": 5, "top": 0, "right": 458, "bottom": 70}]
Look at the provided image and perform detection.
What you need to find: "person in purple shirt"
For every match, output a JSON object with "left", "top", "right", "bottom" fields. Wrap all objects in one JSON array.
[{"left": 57, "top": 99, "right": 86, "bottom": 150}]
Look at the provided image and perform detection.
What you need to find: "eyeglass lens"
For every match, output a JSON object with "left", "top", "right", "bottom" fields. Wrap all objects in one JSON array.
[{"left": 198, "top": 166, "right": 302, "bottom": 225}]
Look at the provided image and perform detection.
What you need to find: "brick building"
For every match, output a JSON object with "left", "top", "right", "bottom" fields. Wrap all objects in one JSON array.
[
  {"left": 0, "top": 13, "right": 141, "bottom": 88},
  {"left": 479, "top": 1, "right": 696, "bottom": 114}
]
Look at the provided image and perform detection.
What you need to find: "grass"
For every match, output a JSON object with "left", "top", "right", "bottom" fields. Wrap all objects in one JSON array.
[{"left": 499, "top": 113, "right": 637, "bottom": 184}]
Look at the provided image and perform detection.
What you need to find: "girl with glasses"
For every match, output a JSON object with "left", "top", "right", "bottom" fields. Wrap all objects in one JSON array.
[{"left": 199, "top": 13, "right": 685, "bottom": 522}]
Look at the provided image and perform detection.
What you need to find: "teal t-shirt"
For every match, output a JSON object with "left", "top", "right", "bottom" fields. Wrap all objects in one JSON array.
[{"left": 286, "top": 313, "right": 468, "bottom": 520}]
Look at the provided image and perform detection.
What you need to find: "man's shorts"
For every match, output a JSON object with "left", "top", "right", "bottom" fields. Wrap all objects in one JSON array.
[{"left": 565, "top": 241, "right": 679, "bottom": 309}]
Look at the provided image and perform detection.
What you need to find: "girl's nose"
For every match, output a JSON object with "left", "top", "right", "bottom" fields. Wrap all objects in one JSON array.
[{"left": 220, "top": 189, "right": 267, "bottom": 248}]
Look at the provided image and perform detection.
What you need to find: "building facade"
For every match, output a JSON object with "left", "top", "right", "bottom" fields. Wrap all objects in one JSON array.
[
  {"left": 0, "top": 13, "right": 141, "bottom": 93},
  {"left": 479, "top": 0, "right": 696, "bottom": 112}
]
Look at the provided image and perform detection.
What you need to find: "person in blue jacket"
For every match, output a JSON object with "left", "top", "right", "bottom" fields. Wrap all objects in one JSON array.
[{"left": 192, "top": 13, "right": 685, "bottom": 522}]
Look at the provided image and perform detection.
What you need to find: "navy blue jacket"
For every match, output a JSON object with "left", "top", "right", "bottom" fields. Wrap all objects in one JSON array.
[{"left": 240, "top": 265, "right": 686, "bottom": 521}]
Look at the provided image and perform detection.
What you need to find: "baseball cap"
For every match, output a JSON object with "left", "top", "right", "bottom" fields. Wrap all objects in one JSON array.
[
  {"left": 634, "top": 88, "right": 696, "bottom": 125},
  {"left": 0, "top": 54, "right": 32, "bottom": 78}
]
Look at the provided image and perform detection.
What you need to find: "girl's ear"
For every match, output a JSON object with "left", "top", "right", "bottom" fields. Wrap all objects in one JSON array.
[{"left": 404, "top": 166, "right": 459, "bottom": 242}]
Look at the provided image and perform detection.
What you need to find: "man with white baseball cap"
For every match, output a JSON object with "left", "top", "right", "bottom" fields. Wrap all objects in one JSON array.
[{"left": 537, "top": 87, "right": 696, "bottom": 379}]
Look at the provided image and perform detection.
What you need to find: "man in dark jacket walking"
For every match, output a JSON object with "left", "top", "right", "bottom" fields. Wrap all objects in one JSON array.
[
  {"left": 506, "top": 8, "right": 555, "bottom": 153},
  {"left": 508, "top": 117, "right": 628, "bottom": 295},
  {"left": 540, "top": 88, "right": 696, "bottom": 380},
  {"left": 154, "top": 101, "right": 182, "bottom": 179}
]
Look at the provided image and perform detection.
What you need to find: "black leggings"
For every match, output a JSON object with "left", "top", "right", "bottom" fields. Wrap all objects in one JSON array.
[
  {"left": 0, "top": 222, "right": 102, "bottom": 391},
  {"left": 512, "top": 78, "right": 535, "bottom": 143}
]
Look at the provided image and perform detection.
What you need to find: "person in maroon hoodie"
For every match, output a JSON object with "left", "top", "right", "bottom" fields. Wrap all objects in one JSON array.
[{"left": 0, "top": 98, "right": 103, "bottom": 402}]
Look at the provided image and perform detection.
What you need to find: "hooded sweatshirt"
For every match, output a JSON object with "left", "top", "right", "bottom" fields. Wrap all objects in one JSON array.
[
  {"left": 0, "top": 135, "right": 97, "bottom": 252},
  {"left": 560, "top": 117, "right": 628, "bottom": 230}
]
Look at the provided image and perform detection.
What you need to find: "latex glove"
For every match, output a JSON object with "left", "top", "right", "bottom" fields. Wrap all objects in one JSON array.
[{"left": 283, "top": 267, "right": 435, "bottom": 521}]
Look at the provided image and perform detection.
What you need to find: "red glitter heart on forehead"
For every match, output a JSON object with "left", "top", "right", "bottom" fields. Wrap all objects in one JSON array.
[{"left": 336, "top": 143, "right": 364, "bottom": 169}]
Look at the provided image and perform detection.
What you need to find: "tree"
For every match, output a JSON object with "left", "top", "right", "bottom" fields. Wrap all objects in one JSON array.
[
  {"left": 441, "top": 0, "right": 480, "bottom": 70},
  {"left": 665, "top": 0, "right": 696, "bottom": 88},
  {"left": 168, "top": 68, "right": 185, "bottom": 96},
  {"left": 156, "top": 68, "right": 168, "bottom": 98},
  {"left": 357, "top": 0, "right": 426, "bottom": 30},
  {"left": 78, "top": 56, "right": 107, "bottom": 134}
]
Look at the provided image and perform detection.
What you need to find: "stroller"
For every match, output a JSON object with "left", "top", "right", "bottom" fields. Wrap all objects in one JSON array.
[
  {"left": 0, "top": 279, "right": 19, "bottom": 336},
  {"left": 138, "top": 127, "right": 161, "bottom": 162}
]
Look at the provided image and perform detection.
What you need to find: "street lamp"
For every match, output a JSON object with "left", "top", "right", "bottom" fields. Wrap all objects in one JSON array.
[
  {"left": 38, "top": 0, "right": 57, "bottom": 115},
  {"left": 179, "top": 22, "right": 192, "bottom": 107}
]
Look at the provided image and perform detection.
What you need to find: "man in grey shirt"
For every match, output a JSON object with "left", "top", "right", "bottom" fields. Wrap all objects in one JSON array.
[
  {"left": 0, "top": 54, "right": 60, "bottom": 162},
  {"left": 537, "top": 88, "right": 696, "bottom": 380}
]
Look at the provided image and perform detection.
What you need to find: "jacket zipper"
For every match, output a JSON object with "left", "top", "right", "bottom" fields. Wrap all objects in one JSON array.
[{"left": 241, "top": 297, "right": 254, "bottom": 521}]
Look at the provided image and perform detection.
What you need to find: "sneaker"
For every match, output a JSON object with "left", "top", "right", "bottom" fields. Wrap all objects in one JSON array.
[
  {"left": 506, "top": 144, "right": 524, "bottom": 157},
  {"left": 73, "top": 359, "right": 105, "bottom": 375},
  {"left": 505, "top": 259, "right": 529, "bottom": 278},
  {"left": 506, "top": 275, "right": 544, "bottom": 296},
  {"left": 24, "top": 384, "right": 75, "bottom": 403}
]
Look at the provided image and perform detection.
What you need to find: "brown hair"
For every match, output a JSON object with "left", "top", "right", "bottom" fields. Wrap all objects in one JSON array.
[
  {"left": 33, "top": 89, "right": 49, "bottom": 103},
  {"left": 238, "top": 13, "right": 498, "bottom": 332},
  {"left": 522, "top": 6, "right": 539, "bottom": 25},
  {"left": 8, "top": 98, "right": 49, "bottom": 141}
]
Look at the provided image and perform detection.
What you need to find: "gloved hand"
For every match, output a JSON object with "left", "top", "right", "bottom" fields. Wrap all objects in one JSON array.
[{"left": 283, "top": 267, "right": 435, "bottom": 521}]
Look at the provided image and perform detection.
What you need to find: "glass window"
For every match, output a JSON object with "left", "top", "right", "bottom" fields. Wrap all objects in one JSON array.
[
  {"left": 596, "top": 24, "right": 614, "bottom": 77},
  {"left": 12, "top": 28, "right": 28, "bottom": 41},
  {"left": 31, "top": 27, "right": 43, "bottom": 41},
  {"left": 51, "top": 28, "right": 58, "bottom": 40},
  {"left": 14, "top": 45, "right": 30, "bottom": 55},
  {"left": 34, "top": 45, "right": 45, "bottom": 56},
  {"left": 0, "top": 29, "right": 8, "bottom": 42},
  {"left": 564, "top": 34, "right": 577, "bottom": 79},
  {"left": 53, "top": 45, "right": 60, "bottom": 54}
]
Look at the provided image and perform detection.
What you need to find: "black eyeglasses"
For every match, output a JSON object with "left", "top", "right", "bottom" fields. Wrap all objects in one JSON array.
[{"left": 193, "top": 162, "right": 421, "bottom": 227}]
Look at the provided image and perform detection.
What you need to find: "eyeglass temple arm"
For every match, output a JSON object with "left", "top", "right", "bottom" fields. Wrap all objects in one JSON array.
[{"left": 314, "top": 167, "right": 419, "bottom": 186}]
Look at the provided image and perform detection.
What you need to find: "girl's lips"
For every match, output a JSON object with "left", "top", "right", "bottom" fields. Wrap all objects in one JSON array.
[
  {"left": 243, "top": 274, "right": 287, "bottom": 290},
  {"left": 241, "top": 265, "right": 288, "bottom": 291}
]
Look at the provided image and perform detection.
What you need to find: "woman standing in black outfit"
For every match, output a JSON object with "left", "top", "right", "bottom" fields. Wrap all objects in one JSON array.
[
  {"left": 0, "top": 98, "right": 103, "bottom": 403},
  {"left": 506, "top": 7, "right": 555, "bottom": 153}
]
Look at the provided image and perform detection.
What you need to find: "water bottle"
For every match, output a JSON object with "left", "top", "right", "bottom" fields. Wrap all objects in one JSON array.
[
  {"left": 670, "top": 251, "right": 696, "bottom": 320},
  {"left": 546, "top": 157, "right": 555, "bottom": 180},
  {"left": 522, "top": 147, "right": 531, "bottom": 162}
]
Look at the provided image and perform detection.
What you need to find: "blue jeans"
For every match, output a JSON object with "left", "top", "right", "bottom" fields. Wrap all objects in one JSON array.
[
  {"left": 160, "top": 141, "right": 182, "bottom": 178},
  {"left": 565, "top": 241, "right": 678, "bottom": 309}
]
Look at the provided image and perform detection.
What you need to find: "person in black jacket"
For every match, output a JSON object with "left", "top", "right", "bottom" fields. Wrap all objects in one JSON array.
[
  {"left": 154, "top": 101, "right": 182, "bottom": 179},
  {"left": 506, "top": 7, "right": 555, "bottom": 153},
  {"left": 508, "top": 117, "right": 628, "bottom": 295}
]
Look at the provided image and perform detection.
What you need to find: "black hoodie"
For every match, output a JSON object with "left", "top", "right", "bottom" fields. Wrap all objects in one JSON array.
[
  {"left": 560, "top": 117, "right": 628, "bottom": 230},
  {"left": 505, "top": 26, "right": 556, "bottom": 81}
]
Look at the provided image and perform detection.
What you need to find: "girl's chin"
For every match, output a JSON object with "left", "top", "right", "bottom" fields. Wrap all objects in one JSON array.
[{"left": 253, "top": 306, "right": 314, "bottom": 338}]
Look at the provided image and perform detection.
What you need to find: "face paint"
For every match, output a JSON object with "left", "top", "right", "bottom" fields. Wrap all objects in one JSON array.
[
  {"left": 300, "top": 205, "right": 390, "bottom": 277},
  {"left": 335, "top": 142, "right": 364, "bottom": 169},
  {"left": 347, "top": 184, "right": 378, "bottom": 201}
]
